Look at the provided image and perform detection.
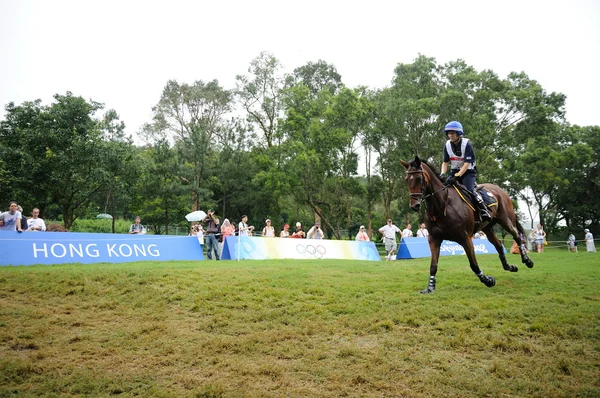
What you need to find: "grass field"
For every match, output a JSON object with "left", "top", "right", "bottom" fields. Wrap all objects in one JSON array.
[{"left": 1, "top": 251, "right": 599, "bottom": 397}]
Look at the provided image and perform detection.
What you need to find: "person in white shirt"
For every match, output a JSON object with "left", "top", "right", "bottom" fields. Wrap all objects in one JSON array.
[
  {"left": 306, "top": 223, "right": 325, "bottom": 239},
  {"left": 238, "top": 215, "right": 254, "bottom": 237},
  {"left": 416, "top": 223, "right": 428, "bottom": 238},
  {"left": 26, "top": 208, "right": 46, "bottom": 231},
  {"left": 401, "top": 223, "right": 413, "bottom": 238},
  {"left": 378, "top": 219, "right": 401, "bottom": 260},
  {"left": 584, "top": 229, "right": 596, "bottom": 252},
  {"left": 0, "top": 201, "right": 23, "bottom": 232}
]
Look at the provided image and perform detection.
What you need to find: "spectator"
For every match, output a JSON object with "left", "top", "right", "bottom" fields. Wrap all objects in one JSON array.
[
  {"left": 291, "top": 222, "right": 305, "bottom": 239},
  {"left": 219, "top": 218, "right": 235, "bottom": 257},
  {"left": 474, "top": 231, "right": 487, "bottom": 239},
  {"left": 280, "top": 224, "right": 290, "bottom": 238},
  {"left": 378, "top": 219, "right": 401, "bottom": 261},
  {"left": 129, "top": 216, "right": 145, "bottom": 234},
  {"left": 238, "top": 215, "right": 254, "bottom": 237},
  {"left": 401, "top": 223, "right": 413, "bottom": 238},
  {"left": 567, "top": 233, "right": 577, "bottom": 252},
  {"left": 527, "top": 230, "right": 536, "bottom": 252},
  {"left": 355, "top": 225, "right": 370, "bottom": 241},
  {"left": 306, "top": 222, "right": 324, "bottom": 239},
  {"left": 27, "top": 208, "right": 46, "bottom": 231},
  {"left": 262, "top": 219, "right": 275, "bottom": 237},
  {"left": 0, "top": 201, "right": 23, "bottom": 232},
  {"left": 584, "top": 229, "right": 596, "bottom": 253},
  {"left": 203, "top": 209, "right": 220, "bottom": 260},
  {"left": 416, "top": 223, "right": 429, "bottom": 238},
  {"left": 17, "top": 206, "right": 28, "bottom": 231},
  {"left": 220, "top": 218, "right": 235, "bottom": 242},
  {"left": 534, "top": 224, "right": 546, "bottom": 253},
  {"left": 189, "top": 224, "right": 204, "bottom": 245}
]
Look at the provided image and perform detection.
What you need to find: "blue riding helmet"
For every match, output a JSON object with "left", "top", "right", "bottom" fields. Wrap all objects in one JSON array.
[{"left": 444, "top": 121, "right": 464, "bottom": 135}]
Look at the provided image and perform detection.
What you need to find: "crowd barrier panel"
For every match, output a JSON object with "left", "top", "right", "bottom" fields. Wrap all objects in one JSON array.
[
  {"left": 221, "top": 236, "right": 381, "bottom": 261},
  {"left": 0, "top": 231, "right": 205, "bottom": 266},
  {"left": 396, "top": 237, "right": 506, "bottom": 259}
]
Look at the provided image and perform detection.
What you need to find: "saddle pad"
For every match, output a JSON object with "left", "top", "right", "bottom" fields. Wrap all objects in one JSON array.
[{"left": 476, "top": 186, "right": 498, "bottom": 207}]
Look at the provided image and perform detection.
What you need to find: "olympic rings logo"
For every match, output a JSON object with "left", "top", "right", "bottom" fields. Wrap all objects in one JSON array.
[{"left": 296, "top": 244, "right": 327, "bottom": 259}]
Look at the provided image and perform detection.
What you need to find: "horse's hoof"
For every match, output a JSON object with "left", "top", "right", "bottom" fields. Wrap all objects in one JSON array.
[
  {"left": 525, "top": 259, "right": 534, "bottom": 268},
  {"left": 420, "top": 287, "right": 435, "bottom": 294},
  {"left": 484, "top": 276, "right": 496, "bottom": 288},
  {"left": 510, "top": 265, "right": 518, "bottom": 273}
]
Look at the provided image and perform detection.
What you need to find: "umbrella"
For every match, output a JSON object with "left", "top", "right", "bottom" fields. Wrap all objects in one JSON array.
[
  {"left": 96, "top": 213, "right": 113, "bottom": 219},
  {"left": 185, "top": 210, "right": 207, "bottom": 222}
]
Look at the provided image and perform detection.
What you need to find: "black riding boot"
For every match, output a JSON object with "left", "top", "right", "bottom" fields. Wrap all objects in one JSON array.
[{"left": 475, "top": 195, "right": 492, "bottom": 221}]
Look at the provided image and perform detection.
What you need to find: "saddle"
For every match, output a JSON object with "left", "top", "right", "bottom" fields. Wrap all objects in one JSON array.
[{"left": 451, "top": 183, "right": 498, "bottom": 214}]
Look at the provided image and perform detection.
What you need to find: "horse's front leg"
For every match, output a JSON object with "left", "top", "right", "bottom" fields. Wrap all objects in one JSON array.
[
  {"left": 422, "top": 238, "right": 441, "bottom": 294},
  {"left": 462, "top": 238, "right": 496, "bottom": 288}
]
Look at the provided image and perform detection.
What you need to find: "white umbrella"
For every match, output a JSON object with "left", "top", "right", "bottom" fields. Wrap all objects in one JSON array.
[
  {"left": 96, "top": 213, "right": 113, "bottom": 219},
  {"left": 185, "top": 210, "right": 207, "bottom": 222}
]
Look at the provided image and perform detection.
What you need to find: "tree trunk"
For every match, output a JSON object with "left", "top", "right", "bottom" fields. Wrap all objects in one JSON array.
[{"left": 309, "top": 199, "right": 340, "bottom": 240}]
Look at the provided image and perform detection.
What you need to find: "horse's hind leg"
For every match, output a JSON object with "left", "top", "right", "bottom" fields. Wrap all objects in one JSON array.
[
  {"left": 482, "top": 224, "right": 518, "bottom": 272},
  {"left": 493, "top": 215, "right": 534, "bottom": 269},
  {"left": 462, "top": 237, "right": 495, "bottom": 288}
]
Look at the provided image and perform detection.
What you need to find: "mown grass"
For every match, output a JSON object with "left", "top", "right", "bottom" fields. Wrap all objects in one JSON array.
[{"left": 1, "top": 251, "right": 599, "bottom": 397}]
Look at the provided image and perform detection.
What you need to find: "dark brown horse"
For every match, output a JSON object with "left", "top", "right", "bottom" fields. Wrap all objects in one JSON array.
[{"left": 400, "top": 156, "right": 533, "bottom": 293}]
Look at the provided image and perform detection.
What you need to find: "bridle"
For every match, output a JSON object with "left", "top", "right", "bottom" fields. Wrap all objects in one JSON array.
[{"left": 406, "top": 166, "right": 447, "bottom": 207}]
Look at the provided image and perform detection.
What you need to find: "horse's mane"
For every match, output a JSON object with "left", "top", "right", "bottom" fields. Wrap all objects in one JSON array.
[{"left": 408, "top": 158, "right": 443, "bottom": 182}]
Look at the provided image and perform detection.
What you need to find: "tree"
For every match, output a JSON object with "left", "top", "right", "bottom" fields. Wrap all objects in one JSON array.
[
  {"left": 0, "top": 92, "right": 121, "bottom": 229},
  {"left": 133, "top": 140, "right": 188, "bottom": 234},
  {"left": 287, "top": 60, "right": 343, "bottom": 97},
  {"left": 146, "top": 79, "right": 232, "bottom": 211},
  {"left": 235, "top": 52, "right": 285, "bottom": 149}
]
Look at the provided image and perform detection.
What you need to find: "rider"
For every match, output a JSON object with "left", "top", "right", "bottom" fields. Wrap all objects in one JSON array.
[{"left": 440, "top": 121, "right": 491, "bottom": 221}]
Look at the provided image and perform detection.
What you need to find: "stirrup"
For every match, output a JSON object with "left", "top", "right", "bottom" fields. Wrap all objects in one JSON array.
[{"left": 480, "top": 209, "right": 491, "bottom": 221}]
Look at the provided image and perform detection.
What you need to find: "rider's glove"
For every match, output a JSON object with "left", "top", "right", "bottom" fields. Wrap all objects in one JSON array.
[{"left": 444, "top": 174, "right": 456, "bottom": 186}]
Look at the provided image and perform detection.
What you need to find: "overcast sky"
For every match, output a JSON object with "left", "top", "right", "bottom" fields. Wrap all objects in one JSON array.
[{"left": 1, "top": 0, "right": 599, "bottom": 139}]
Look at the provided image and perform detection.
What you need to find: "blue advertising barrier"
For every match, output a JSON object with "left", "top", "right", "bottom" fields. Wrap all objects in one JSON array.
[
  {"left": 0, "top": 231, "right": 204, "bottom": 266},
  {"left": 397, "top": 237, "right": 506, "bottom": 259},
  {"left": 221, "top": 236, "right": 381, "bottom": 261}
]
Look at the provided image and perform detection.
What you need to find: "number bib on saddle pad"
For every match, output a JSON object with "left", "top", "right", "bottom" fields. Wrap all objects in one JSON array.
[{"left": 476, "top": 186, "right": 498, "bottom": 207}]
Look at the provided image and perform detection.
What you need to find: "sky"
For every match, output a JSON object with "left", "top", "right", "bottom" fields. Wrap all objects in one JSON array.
[{"left": 1, "top": 0, "right": 599, "bottom": 140}]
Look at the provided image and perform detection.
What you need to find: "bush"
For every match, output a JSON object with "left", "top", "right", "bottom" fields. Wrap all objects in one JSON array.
[{"left": 68, "top": 219, "right": 132, "bottom": 234}]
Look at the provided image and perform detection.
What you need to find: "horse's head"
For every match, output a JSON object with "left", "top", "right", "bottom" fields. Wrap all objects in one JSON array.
[{"left": 400, "top": 156, "right": 430, "bottom": 212}]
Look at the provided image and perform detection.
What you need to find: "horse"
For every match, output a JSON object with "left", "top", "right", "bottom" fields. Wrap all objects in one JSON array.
[{"left": 400, "top": 156, "right": 534, "bottom": 293}]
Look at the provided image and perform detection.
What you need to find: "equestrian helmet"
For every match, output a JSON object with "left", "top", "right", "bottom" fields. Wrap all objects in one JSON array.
[{"left": 444, "top": 121, "right": 464, "bottom": 135}]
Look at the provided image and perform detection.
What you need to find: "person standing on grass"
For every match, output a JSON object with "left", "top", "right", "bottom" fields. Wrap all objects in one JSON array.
[
  {"left": 584, "top": 229, "right": 596, "bottom": 252},
  {"left": 203, "top": 209, "right": 221, "bottom": 260},
  {"left": 534, "top": 224, "right": 546, "bottom": 253},
  {"left": 378, "top": 219, "right": 401, "bottom": 261},
  {"left": 567, "top": 233, "right": 577, "bottom": 252}
]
